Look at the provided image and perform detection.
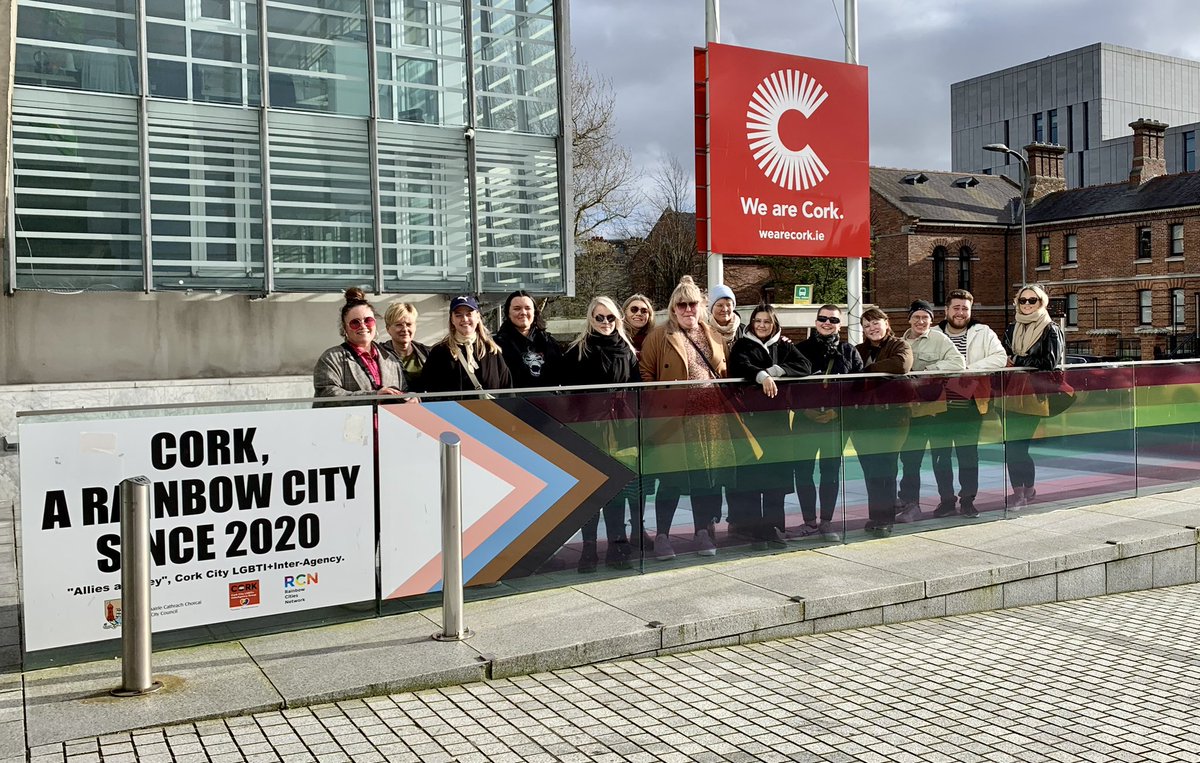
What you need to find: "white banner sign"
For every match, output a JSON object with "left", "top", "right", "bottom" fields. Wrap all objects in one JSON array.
[{"left": 19, "top": 407, "right": 376, "bottom": 651}]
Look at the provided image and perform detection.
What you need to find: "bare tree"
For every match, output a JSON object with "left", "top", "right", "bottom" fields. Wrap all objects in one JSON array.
[
  {"left": 628, "top": 157, "right": 703, "bottom": 307},
  {"left": 571, "top": 58, "right": 638, "bottom": 239}
]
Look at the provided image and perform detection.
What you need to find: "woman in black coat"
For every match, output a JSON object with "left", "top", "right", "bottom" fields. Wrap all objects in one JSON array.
[
  {"left": 494, "top": 290, "right": 563, "bottom": 389},
  {"left": 422, "top": 295, "right": 513, "bottom": 395},
  {"left": 561, "top": 296, "right": 641, "bottom": 572},
  {"left": 1002, "top": 284, "right": 1065, "bottom": 508},
  {"left": 728, "top": 304, "right": 812, "bottom": 548}
]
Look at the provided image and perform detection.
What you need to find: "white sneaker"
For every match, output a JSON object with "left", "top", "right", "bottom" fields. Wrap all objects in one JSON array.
[
  {"left": 694, "top": 529, "right": 717, "bottom": 556},
  {"left": 653, "top": 534, "right": 676, "bottom": 561}
]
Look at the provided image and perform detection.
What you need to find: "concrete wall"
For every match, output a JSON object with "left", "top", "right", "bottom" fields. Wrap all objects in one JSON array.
[{"left": 0, "top": 290, "right": 451, "bottom": 385}]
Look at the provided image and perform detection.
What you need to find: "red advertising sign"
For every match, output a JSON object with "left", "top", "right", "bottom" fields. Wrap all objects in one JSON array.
[{"left": 700, "top": 43, "right": 869, "bottom": 258}]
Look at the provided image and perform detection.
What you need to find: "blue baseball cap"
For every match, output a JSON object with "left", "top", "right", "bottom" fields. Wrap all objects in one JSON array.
[{"left": 449, "top": 295, "right": 479, "bottom": 312}]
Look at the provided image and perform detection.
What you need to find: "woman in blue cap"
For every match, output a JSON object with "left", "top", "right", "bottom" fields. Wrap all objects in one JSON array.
[{"left": 422, "top": 295, "right": 513, "bottom": 394}]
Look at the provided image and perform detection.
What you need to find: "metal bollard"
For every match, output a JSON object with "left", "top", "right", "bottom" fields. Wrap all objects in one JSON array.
[
  {"left": 433, "top": 432, "right": 472, "bottom": 641},
  {"left": 111, "top": 476, "right": 163, "bottom": 696}
]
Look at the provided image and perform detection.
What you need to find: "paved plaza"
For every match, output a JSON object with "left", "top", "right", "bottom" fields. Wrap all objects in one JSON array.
[{"left": 24, "top": 581, "right": 1200, "bottom": 763}]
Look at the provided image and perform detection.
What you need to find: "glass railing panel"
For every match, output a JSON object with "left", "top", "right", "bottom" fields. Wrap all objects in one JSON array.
[
  {"left": 783, "top": 376, "right": 848, "bottom": 546},
  {"left": 1132, "top": 361, "right": 1200, "bottom": 496},
  {"left": 999, "top": 365, "right": 1136, "bottom": 515}
]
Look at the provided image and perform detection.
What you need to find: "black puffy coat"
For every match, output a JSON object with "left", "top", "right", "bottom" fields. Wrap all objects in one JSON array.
[
  {"left": 728, "top": 332, "right": 812, "bottom": 382},
  {"left": 560, "top": 332, "right": 640, "bottom": 387},
  {"left": 796, "top": 334, "right": 864, "bottom": 376},
  {"left": 1004, "top": 322, "right": 1064, "bottom": 371}
]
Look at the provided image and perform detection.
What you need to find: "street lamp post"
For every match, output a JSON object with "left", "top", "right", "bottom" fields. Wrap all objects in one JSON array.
[{"left": 983, "top": 143, "right": 1029, "bottom": 286}]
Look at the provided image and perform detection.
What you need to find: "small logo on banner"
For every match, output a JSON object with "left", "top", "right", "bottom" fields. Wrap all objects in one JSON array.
[
  {"left": 103, "top": 598, "right": 122, "bottom": 629},
  {"left": 229, "top": 580, "right": 260, "bottom": 609},
  {"left": 746, "top": 70, "right": 830, "bottom": 191},
  {"left": 283, "top": 573, "right": 318, "bottom": 590}
]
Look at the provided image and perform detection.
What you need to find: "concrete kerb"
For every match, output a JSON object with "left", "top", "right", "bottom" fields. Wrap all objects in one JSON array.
[{"left": 16, "top": 487, "right": 1200, "bottom": 745}]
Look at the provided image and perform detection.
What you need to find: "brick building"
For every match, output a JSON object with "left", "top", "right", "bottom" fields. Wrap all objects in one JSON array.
[{"left": 867, "top": 119, "right": 1200, "bottom": 360}]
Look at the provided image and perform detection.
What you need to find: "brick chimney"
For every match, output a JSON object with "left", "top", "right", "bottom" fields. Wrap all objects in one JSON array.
[
  {"left": 1023, "top": 143, "right": 1067, "bottom": 203},
  {"left": 1129, "top": 118, "right": 1168, "bottom": 185}
]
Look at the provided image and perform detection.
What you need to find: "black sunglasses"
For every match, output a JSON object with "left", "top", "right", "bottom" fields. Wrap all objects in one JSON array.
[
  {"left": 593, "top": 314, "right": 617, "bottom": 324},
  {"left": 1017, "top": 297, "right": 1040, "bottom": 305},
  {"left": 815, "top": 315, "right": 841, "bottom": 324}
]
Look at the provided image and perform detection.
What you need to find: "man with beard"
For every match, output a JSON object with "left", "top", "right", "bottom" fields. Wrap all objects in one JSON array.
[{"left": 934, "top": 289, "right": 1007, "bottom": 517}]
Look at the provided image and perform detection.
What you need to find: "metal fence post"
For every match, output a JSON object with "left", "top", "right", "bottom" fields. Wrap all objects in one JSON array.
[
  {"left": 433, "top": 432, "right": 472, "bottom": 641},
  {"left": 111, "top": 476, "right": 163, "bottom": 696}
]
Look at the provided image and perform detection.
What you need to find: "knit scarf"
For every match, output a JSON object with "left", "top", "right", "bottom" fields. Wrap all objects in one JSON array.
[
  {"left": 452, "top": 333, "right": 480, "bottom": 374},
  {"left": 1011, "top": 308, "right": 1052, "bottom": 357},
  {"left": 709, "top": 312, "right": 740, "bottom": 342}
]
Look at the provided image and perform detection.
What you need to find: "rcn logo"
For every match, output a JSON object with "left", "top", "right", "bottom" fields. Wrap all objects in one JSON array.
[
  {"left": 283, "top": 573, "right": 318, "bottom": 589},
  {"left": 746, "top": 69, "right": 830, "bottom": 191}
]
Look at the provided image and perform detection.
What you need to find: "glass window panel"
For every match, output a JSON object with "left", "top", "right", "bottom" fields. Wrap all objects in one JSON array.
[
  {"left": 16, "top": 3, "right": 138, "bottom": 94},
  {"left": 146, "top": 0, "right": 186, "bottom": 20},
  {"left": 475, "top": 131, "right": 562, "bottom": 292},
  {"left": 11, "top": 90, "right": 143, "bottom": 289},
  {"left": 374, "top": 0, "right": 465, "bottom": 125},
  {"left": 268, "top": 112, "right": 374, "bottom": 289},
  {"left": 267, "top": 0, "right": 369, "bottom": 116},
  {"left": 148, "top": 58, "right": 188, "bottom": 98},
  {"left": 148, "top": 101, "right": 264, "bottom": 289},
  {"left": 473, "top": 0, "right": 558, "bottom": 135},
  {"left": 147, "top": 22, "right": 185, "bottom": 54},
  {"left": 377, "top": 121, "right": 471, "bottom": 291},
  {"left": 147, "top": 0, "right": 259, "bottom": 106}
]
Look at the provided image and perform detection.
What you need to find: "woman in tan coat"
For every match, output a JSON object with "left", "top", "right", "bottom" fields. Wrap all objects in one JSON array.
[{"left": 639, "top": 276, "right": 733, "bottom": 561}]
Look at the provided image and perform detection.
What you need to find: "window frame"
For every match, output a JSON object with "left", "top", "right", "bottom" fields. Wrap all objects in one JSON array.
[
  {"left": 932, "top": 246, "right": 947, "bottom": 306},
  {"left": 1139, "top": 289, "right": 1153, "bottom": 326},
  {"left": 957, "top": 246, "right": 971, "bottom": 292},
  {"left": 1064, "top": 233, "right": 1078, "bottom": 264},
  {"left": 1066, "top": 292, "right": 1078, "bottom": 327},
  {"left": 1171, "top": 224, "right": 1184, "bottom": 257},
  {"left": 1137, "top": 227, "right": 1152, "bottom": 260},
  {"left": 1037, "top": 236, "right": 1051, "bottom": 267},
  {"left": 1172, "top": 289, "right": 1186, "bottom": 328}
]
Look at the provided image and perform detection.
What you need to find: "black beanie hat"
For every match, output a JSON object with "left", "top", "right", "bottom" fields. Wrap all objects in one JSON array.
[{"left": 909, "top": 300, "right": 935, "bottom": 319}]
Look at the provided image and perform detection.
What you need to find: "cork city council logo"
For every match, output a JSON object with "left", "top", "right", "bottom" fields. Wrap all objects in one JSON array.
[{"left": 746, "top": 70, "right": 830, "bottom": 191}]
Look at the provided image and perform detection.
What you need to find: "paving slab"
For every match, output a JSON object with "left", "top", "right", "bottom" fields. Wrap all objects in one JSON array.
[
  {"left": 0, "top": 691, "right": 22, "bottom": 761},
  {"left": 23, "top": 642, "right": 281, "bottom": 747},
  {"left": 1084, "top": 494, "right": 1200, "bottom": 528},
  {"left": 1010, "top": 506, "right": 1196, "bottom": 556},
  {"left": 816, "top": 535, "right": 1030, "bottom": 596},
  {"left": 243, "top": 609, "right": 485, "bottom": 706},
  {"left": 573, "top": 566, "right": 801, "bottom": 648},
  {"left": 431, "top": 587, "right": 660, "bottom": 679},
  {"left": 919, "top": 519, "right": 1120, "bottom": 576},
  {"left": 715, "top": 548, "right": 925, "bottom": 619}
]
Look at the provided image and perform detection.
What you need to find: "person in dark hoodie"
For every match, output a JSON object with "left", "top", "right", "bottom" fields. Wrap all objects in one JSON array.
[
  {"left": 561, "top": 296, "right": 642, "bottom": 572},
  {"left": 494, "top": 290, "right": 563, "bottom": 389},
  {"left": 728, "top": 304, "right": 812, "bottom": 549},
  {"left": 791, "top": 304, "right": 864, "bottom": 542}
]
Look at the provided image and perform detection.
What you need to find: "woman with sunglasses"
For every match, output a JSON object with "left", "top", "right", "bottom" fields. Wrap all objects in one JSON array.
[
  {"left": 639, "top": 276, "right": 734, "bottom": 560},
  {"left": 728, "top": 304, "right": 811, "bottom": 549},
  {"left": 422, "top": 295, "right": 513, "bottom": 395},
  {"left": 622, "top": 294, "right": 656, "bottom": 352},
  {"left": 1002, "top": 284, "right": 1064, "bottom": 508},
  {"left": 313, "top": 287, "right": 407, "bottom": 402},
  {"left": 562, "top": 297, "right": 641, "bottom": 571}
]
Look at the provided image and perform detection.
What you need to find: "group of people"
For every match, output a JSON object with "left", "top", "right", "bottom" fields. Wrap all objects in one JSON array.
[{"left": 314, "top": 278, "right": 1065, "bottom": 569}]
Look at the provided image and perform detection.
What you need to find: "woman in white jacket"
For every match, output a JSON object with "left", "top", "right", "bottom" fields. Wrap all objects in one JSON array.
[{"left": 896, "top": 300, "right": 964, "bottom": 522}]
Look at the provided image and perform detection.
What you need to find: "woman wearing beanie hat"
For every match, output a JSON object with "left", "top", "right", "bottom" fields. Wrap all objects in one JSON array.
[
  {"left": 707, "top": 284, "right": 744, "bottom": 347},
  {"left": 895, "top": 298, "right": 965, "bottom": 522}
]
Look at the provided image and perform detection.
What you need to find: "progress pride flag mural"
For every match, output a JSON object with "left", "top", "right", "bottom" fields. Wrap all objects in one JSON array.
[{"left": 698, "top": 43, "right": 869, "bottom": 258}]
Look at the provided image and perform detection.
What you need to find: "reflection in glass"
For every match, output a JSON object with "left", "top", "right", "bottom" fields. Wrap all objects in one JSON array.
[
  {"left": 16, "top": 0, "right": 138, "bottom": 94},
  {"left": 473, "top": 0, "right": 557, "bottom": 135},
  {"left": 374, "top": 0, "right": 465, "bottom": 125},
  {"left": 12, "top": 90, "right": 143, "bottom": 289},
  {"left": 267, "top": 0, "right": 369, "bottom": 116}
]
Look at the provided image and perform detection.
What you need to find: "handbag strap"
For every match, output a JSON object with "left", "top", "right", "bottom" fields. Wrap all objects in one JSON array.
[
  {"left": 682, "top": 332, "right": 719, "bottom": 379},
  {"left": 455, "top": 350, "right": 485, "bottom": 391}
]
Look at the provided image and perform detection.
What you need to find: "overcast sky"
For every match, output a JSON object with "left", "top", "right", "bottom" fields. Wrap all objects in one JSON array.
[{"left": 569, "top": 0, "right": 1200, "bottom": 211}]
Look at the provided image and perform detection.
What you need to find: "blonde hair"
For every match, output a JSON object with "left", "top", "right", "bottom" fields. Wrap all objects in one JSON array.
[
  {"left": 439, "top": 308, "right": 501, "bottom": 360},
  {"left": 568, "top": 296, "right": 635, "bottom": 359},
  {"left": 667, "top": 275, "right": 708, "bottom": 329},
  {"left": 1013, "top": 283, "right": 1050, "bottom": 311},
  {"left": 622, "top": 293, "right": 657, "bottom": 329},
  {"left": 383, "top": 301, "right": 419, "bottom": 326}
]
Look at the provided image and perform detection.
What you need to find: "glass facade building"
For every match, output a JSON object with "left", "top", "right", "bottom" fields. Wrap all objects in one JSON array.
[{"left": 9, "top": 0, "right": 568, "bottom": 294}]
